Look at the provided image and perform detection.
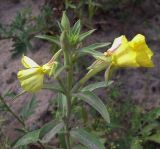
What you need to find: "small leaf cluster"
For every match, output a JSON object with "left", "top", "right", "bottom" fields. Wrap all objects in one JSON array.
[{"left": 0, "top": 5, "right": 55, "bottom": 56}]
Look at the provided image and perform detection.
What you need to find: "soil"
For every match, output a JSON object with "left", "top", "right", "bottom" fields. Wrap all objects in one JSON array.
[{"left": 0, "top": 0, "right": 160, "bottom": 145}]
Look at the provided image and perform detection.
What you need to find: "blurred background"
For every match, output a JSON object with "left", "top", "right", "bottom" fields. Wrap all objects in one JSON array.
[{"left": 0, "top": 0, "right": 160, "bottom": 148}]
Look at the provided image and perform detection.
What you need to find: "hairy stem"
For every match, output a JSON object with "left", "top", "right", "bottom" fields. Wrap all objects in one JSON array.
[
  {"left": 60, "top": 29, "right": 73, "bottom": 148},
  {"left": 63, "top": 50, "right": 72, "bottom": 149},
  {"left": 65, "top": 71, "right": 72, "bottom": 148}
]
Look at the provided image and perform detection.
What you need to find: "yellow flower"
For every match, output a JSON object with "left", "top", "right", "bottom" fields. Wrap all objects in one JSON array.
[
  {"left": 17, "top": 56, "right": 55, "bottom": 93},
  {"left": 104, "top": 34, "right": 154, "bottom": 67}
]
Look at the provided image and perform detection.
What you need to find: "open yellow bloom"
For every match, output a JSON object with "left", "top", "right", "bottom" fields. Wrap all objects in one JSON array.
[
  {"left": 17, "top": 56, "right": 55, "bottom": 93},
  {"left": 81, "top": 34, "right": 154, "bottom": 84},
  {"left": 104, "top": 34, "right": 154, "bottom": 67}
]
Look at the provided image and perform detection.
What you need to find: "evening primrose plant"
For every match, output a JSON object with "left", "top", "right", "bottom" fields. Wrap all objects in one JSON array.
[{"left": 0, "top": 12, "right": 154, "bottom": 149}]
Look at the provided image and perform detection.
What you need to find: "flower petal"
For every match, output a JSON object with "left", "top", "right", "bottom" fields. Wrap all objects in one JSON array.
[
  {"left": 22, "top": 56, "right": 40, "bottom": 68},
  {"left": 17, "top": 68, "right": 44, "bottom": 92},
  {"left": 112, "top": 38, "right": 139, "bottom": 67},
  {"left": 108, "top": 35, "right": 127, "bottom": 52},
  {"left": 130, "top": 34, "right": 154, "bottom": 67},
  {"left": 112, "top": 47, "right": 138, "bottom": 67}
]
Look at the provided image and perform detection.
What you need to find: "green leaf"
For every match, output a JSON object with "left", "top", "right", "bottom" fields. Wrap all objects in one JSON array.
[
  {"left": 78, "top": 43, "right": 110, "bottom": 59},
  {"left": 75, "top": 91, "right": 110, "bottom": 123},
  {"left": 140, "top": 121, "right": 160, "bottom": 136},
  {"left": 56, "top": 93, "right": 67, "bottom": 116},
  {"left": 20, "top": 95, "right": 37, "bottom": 120},
  {"left": 79, "top": 43, "right": 110, "bottom": 55},
  {"left": 143, "top": 107, "right": 160, "bottom": 122},
  {"left": 39, "top": 120, "right": 63, "bottom": 139},
  {"left": 41, "top": 121, "right": 64, "bottom": 143},
  {"left": 131, "top": 138, "right": 143, "bottom": 149},
  {"left": 146, "top": 133, "right": 160, "bottom": 144},
  {"left": 13, "top": 129, "right": 40, "bottom": 148},
  {"left": 72, "top": 20, "right": 81, "bottom": 35},
  {"left": 81, "top": 81, "right": 113, "bottom": 92},
  {"left": 61, "top": 11, "right": 70, "bottom": 31},
  {"left": 35, "top": 35, "right": 60, "bottom": 46},
  {"left": 71, "top": 128, "right": 105, "bottom": 149},
  {"left": 43, "top": 83, "right": 63, "bottom": 93},
  {"left": 80, "top": 50, "right": 104, "bottom": 59},
  {"left": 79, "top": 29, "right": 96, "bottom": 41},
  {"left": 11, "top": 35, "right": 30, "bottom": 57}
]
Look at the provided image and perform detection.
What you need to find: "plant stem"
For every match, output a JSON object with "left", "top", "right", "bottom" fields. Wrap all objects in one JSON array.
[
  {"left": 0, "top": 96, "right": 25, "bottom": 127},
  {"left": 64, "top": 78, "right": 72, "bottom": 149},
  {"left": 65, "top": 80, "right": 72, "bottom": 148},
  {"left": 60, "top": 29, "right": 73, "bottom": 148},
  {"left": 63, "top": 49, "right": 72, "bottom": 149}
]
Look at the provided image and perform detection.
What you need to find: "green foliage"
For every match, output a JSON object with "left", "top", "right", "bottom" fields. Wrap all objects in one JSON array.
[
  {"left": 75, "top": 91, "right": 110, "bottom": 123},
  {"left": 35, "top": 35, "right": 60, "bottom": 46},
  {"left": 41, "top": 121, "right": 64, "bottom": 143},
  {"left": 20, "top": 95, "right": 37, "bottom": 120},
  {"left": 71, "top": 128, "right": 105, "bottom": 149},
  {"left": 13, "top": 129, "right": 40, "bottom": 148},
  {"left": 0, "top": 5, "right": 55, "bottom": 56},
  {"left": 81, "top": 81, "right": 113, "bottom": 91},
  {"left": 89, "top": 86, "right": 160, "bottom": 148},
  {"left": 13, "top": 120, "right": 64, "bottom": 148}
]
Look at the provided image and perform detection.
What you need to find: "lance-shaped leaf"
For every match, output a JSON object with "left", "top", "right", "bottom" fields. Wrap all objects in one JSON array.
[
  {"left": 81, "top": 81, "right": 113, "bottom": 92},
  {"left": 56, "top": 93, "right": 67, "bottom": 116},
  {"left": 146, "top": 133, "right": 160, "bottom": 144},
  {"left": 41, "top": 121, "right": 64, "bottom": 143},
  {"left": 140, "top": 121, "right": 160, "bottom": 136},
  {"left": 79, "top": 29, "right": 96, "bottom": 41},
  {"left": 72, "top": 20, "right": 81, "bottom": 36},
  {"left": 43, "top": 83, "right": 63, "bottom": 93},
  {"left": 79, "top": 43, "right": 110, "bottom": 56},
  {"left": 35, "top": 35, "right": 60, "bottom": 46},
  {"left": 61, "top": 11, "right": 70, "bottom": 30},
  {"left": 13, "top": 129, "right": 40, "bottom": 148},
  {"left": 74, "top": 91, "right": 110, "bottom": 123},
  {"left": 71, "top": 128, "right": 105, "bottom": 149},
  {"left": 39, "top": 120, "right": 61, "bottom": 139}
]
